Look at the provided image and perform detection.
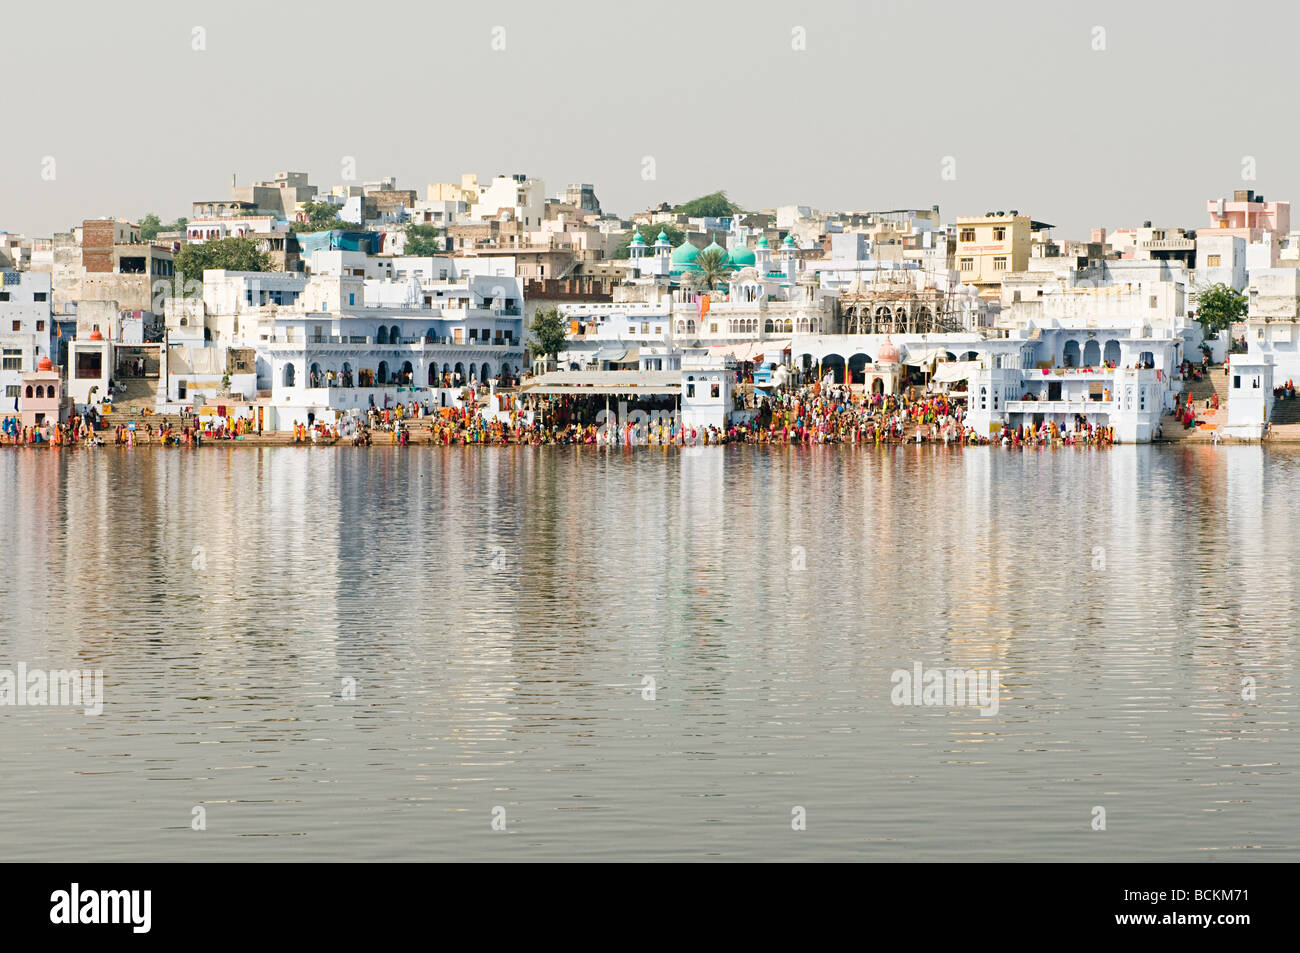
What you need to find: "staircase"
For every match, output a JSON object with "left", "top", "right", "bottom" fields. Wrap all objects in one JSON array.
[
  {"left": 1158, "top": 366, "right": 1229, "bottom": 443},
  {"left": 1269, "top": 394, "right": 1300, "bottom": 425}
]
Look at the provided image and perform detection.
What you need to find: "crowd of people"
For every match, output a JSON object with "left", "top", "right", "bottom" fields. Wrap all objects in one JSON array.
[{"left": 0, "top": 378, "right": 1141, "bottom": 451}]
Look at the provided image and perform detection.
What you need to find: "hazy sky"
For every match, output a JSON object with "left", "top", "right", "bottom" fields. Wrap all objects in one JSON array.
[{"left": 1, "top": 0, "right": 1290, "bottom": 239}]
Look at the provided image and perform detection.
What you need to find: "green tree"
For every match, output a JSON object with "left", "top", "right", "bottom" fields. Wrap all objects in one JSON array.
[
  {"left": 528, "top": 305, "right": 568, "bottom": 364},
  {"left": 403, "top": 222, "right": 444, "bottom": 256},
  {"left": 693, "top": 246, "right": 734, "bottom": 291},
  {"left": 1195, "top": 282, "right": 1248, "bottom": 334},
  {"left": 173, "top": 237, "right": 273, "bottom": 296},
  {"left": 673, "top": 191, "right": 742, "bottom": 218},
  {"left": 612, "top": 222, "right": 686, "bottom": 259},
  {"left": 139, "top": 213, "right": 187, "bottom": 240},
  {"left": 291, "top": 200, "right": 351, "bottom": 233}
]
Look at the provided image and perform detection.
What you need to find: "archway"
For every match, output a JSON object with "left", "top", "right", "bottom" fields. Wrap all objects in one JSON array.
[
  {"left": 454, "top": 362, "right": 465, "bottom": 382},
  {"left": 377, "top": 326, "right": 388, "bottom": 344},
  {"left": 428, "top": 364, "right": 438, "bottom": 386},
  {"left": 342, "top": 361, "right": 353, "bottom": 387},
  {"left": 401, "top": 361, "right": 414, "bottom": 384},
  {"left": 309, "top": 362, "right": 322, "bottom": 387},
  {"left": 872, "top": 378, "right": 885, "bottom": 395},
  {"left": 1082, "top": 340, "right": 1101, "bottom": 367},
  {"left": 848, "top": 353, "right": 871, "bottom": 385},
  {"left": 1103, "top": 339, "right": 1121, "bottom": 366},
  {"left": 480, "top": 362, "right": 491, "bottom": 383},
  {"left": 1062, "top": 341, "right": 1081, "bottom": 367},
  {"left": 390, "top": 325, "right": 401, "bottom": 344},
  {"left": 283, "top": 363, "right": 295, "bottom": 387},
  {"left": 821, "top": 353, "right": 846, "bottom": 384},
  {"left": 468, "top": 363, "right": 477, "bottom": 382},
  {"left": 377, "top": 360, "right": 389, "bottom": 384}
]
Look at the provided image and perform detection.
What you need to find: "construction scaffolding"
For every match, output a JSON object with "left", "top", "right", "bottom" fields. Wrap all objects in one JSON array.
[{"left": 838, "top": 272, "right": 969, "bottom": 335}]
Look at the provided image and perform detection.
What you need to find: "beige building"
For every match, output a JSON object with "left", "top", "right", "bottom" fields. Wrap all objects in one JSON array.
[{"left": 955, "top": 212, "right": 1035, "bottom": 298}]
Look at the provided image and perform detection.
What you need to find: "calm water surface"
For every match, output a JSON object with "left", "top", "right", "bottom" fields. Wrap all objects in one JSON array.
[{"left": 0, "top": 443, "right": 1295, "bottom": 861}]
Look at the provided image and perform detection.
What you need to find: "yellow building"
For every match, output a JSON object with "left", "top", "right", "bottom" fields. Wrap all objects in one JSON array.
[{"left": 955, "top": 212, "right": 1036, "bottom": 298}]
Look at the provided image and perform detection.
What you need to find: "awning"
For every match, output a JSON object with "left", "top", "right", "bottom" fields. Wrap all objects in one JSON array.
[
  {"left": 902, "top": 345, "right": 950, "bottom": 365},
  {"left": 593, "top": 347, "right": 638, "bottom": 363},
  {"left": 932, "top": 360, "right": 981, "bottom": 384},
  {"left": 708, "top": 340, "right": 791, "bottom": 362}
]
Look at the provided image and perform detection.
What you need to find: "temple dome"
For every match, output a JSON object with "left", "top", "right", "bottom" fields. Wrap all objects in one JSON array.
[
  {"left": 728, "top": 243, "right": 756, "bottom": 268},
  {"left": 88, "top": 329, "right": 104, "bottom": 341},
  {"left": 37, "top": 356, "right": 53, "bottom": 372},
  {"left": 670, "top": 240, "right": 701, "bottom": 272},
  {"left": 877, "top": 338, "right": 900, "bottom": 364}
]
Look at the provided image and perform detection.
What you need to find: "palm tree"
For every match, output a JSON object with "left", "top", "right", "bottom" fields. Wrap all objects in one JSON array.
[{"left": 694, "top": 247, "right": 733, "bottom": 291}]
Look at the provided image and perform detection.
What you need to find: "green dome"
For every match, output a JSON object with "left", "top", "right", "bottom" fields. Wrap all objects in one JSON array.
[
  {"left": 781, "top": 233, "right": 796, "bottom": 247},
  {"left": 670, "top": 240, "right": 701, "bottom": 272},
  {"left": 703, "top": 240, "right": 729, "bottom": 259},
  {"left": 655, "top": 229, "right": 670, "bottom": 244},
  {"left": 728, "top": 243, "right": 756, "bottom": 268},
  {"left": 757, "top": 234, "right": 770, "bottom": 247},
  {"left": 629, "top": 231, "right": 646, "bottom": 245}
]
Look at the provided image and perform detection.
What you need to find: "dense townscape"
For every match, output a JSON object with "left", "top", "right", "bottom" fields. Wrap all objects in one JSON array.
[{"left": 1, "top": 173, "right": 1294, "bottom": 447}]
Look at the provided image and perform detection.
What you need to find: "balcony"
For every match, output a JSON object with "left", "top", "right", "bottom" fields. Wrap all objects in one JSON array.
[
  {"left": 1006, "top": 399, "right": 1113, "bottom": 414},
  {"left": 1140, "top": 237, "right": 1194, "bottom": 251}
]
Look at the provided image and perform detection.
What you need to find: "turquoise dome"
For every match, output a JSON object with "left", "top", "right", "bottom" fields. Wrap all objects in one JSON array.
[
  {"left": 728, "top": 243, "right": 756, "bottom": 268},
  {"left": 670, "top": 240, "right": 701, "bottom": 272}
]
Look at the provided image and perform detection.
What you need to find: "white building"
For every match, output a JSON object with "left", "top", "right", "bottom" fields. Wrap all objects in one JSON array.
[
  {"left": 0, "top": 271, "right": 53, "bottom": 410},
  {"left": 470, "top": 174, "right": 547, "bottom": 228},
  {"left": 167, "top": 263, "right": 527, "bottom": 428}
]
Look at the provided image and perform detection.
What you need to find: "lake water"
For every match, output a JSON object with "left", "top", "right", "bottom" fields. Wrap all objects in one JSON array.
[{"left": 0, "top": 444, "right": 1295, "bottom": 861}]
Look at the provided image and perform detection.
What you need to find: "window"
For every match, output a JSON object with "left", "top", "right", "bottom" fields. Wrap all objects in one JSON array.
[
  {"left": 349, "top": 293, "right": 355, "bottom": 306},
  {"left": 959, "top": 228, "right": 975, "bottom": 242},
  {"left": 993, "top": 227, "right": 1006, "bottom": 241},
  {"left": 0, "top": 292, "right": 8, "bottom": 301},
  {"left": 1253, "top": 377, "right": 1261, "bottom": 389},
  {"left": 1234, "top": 375, "right": 1241, "bottom": 389},
  {"left": 4, "top": 385, "right": 17, "bottom": 398},
  {"left": 34, "top": 292, "right": 47, "bottom": 302},
  {"left": 1149, "top": 296, "right": 1157, "bottom": 308},
  {"left": 1206, "top": 254, "right": 1221, "bottom": 267},
  {"left": 36, "top": 321, "right": 44, "bottom": 331},
  {"left": 960, "top": 258, "right": 974, "bottom": 271},
  {"left": 710, "top": 323, "right": 718, "bottom": 333},
  {"left": 11, "top": 321, "right": 19, "bottom": 332},
  {"left": 993, "top": 257, "right": 1007, "bottom": 271},
  {"left": 641, "top": 323, "right": 649, "bottom": 334},
  {"left": 711, "top": 383, "right": 720, "bottom": 398},
  {"left": 686, "top": 383, "right": 695, "bottom": 398},
  {"left": 75, "top": 351, "right": 102, "bottom": 379}
]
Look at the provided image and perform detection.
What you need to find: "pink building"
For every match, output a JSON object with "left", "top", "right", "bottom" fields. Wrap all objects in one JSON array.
[
  {"left": 19, "top": 356, "right": 64, "bottom": 427},
  {"left": 1206, "top": 189, "right": 1290, "bottom": 243}
]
